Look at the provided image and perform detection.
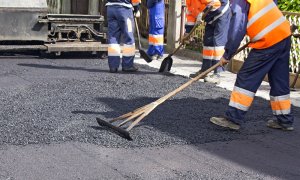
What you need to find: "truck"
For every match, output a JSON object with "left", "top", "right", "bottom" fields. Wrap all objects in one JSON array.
[{"left": 0, "top": 0, "right": 108, "bottom": 57}]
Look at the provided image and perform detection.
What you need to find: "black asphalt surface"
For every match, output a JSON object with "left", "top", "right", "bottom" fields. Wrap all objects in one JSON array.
[
  {"left": 0, "top": 53, "right": 300, "bottom": 147},
  {"left": 0, "top": 53, "right": 299, "bottom": 149}
]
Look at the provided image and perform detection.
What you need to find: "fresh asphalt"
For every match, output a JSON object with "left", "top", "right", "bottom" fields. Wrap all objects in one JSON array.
[{"left": 0, "top": 52, "right": 299, "bottom": 179}]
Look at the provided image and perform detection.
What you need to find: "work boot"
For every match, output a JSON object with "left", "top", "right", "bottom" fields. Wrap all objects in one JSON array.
[
  {"left": 266, "top": 119, "right": 294, "bottom": 131},
  {"left": 156, "top": 55, "right": 163, "bottom": 60},
  {"left": 109, "top": 68, "right": 118, "bottom": 73},
  {"left": 122, "top": 65, "right": 139, "bottom": 72},
  {"left": 189, "top": 70, "right": 205, "bottom": 78},
  {"left": 210, "top": 117, "right": 240, "bottom": 130},
  {"left": 150, "top": 55, "right": 156, "bottom": 61},
  {"left": 204, "top": 74, "right": 221, "bottom": 84}
]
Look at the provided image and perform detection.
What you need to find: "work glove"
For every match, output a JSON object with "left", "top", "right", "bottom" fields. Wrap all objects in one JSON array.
[
  {"left": 220, "top": 57, "right": 229, "bottom": 66},
  {"left": 133, "top": 5, "right": 141, "bottom": 18},
  {"left": 196, "top": 12, "right": 203, "bottom": 25}
]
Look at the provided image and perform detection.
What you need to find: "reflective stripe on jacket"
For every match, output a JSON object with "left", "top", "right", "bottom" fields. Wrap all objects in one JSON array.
[{"left": 247, "top": 0, "right": 291, "bottom": 49}]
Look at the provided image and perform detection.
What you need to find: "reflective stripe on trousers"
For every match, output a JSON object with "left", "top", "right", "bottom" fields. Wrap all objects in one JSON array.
[
  {"left": 107, "top": 6, "right": 135, "bottom": 69},
  {"left": 147, "top": 1, "right": 165, "bottom": 56},
  {"left": 225, "top": 37, "right": 294, "bottom": 126},
  {"left": 200, "top": 10, "right": 230, "bottom": 74}
]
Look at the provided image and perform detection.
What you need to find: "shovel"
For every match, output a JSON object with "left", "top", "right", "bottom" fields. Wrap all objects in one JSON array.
[
  {"left": 134, "top": 17, "right": 152, "bottom": 63},
  {"left": 159, "top": 6, "right": 213, "bottom": 72}
]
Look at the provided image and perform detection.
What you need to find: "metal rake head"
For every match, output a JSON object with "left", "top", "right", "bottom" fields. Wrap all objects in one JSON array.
[{"left": 96, "top": 103, "right": 158, "bottom": 140}]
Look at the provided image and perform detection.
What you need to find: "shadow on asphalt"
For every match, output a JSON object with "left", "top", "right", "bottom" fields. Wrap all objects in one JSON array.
[
  {"left": 0, "top": 52, "right": 104, "bottom": 59},
  {"left": 17, "top": 63, "right": 174, "bottom": 76},
  {"left": 87, "top": 96, "right": 300, "bottom": 179}
]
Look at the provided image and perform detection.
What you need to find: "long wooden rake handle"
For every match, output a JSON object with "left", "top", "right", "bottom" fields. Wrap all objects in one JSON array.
[
  {"left": 168, "top": 6, "right": 213, "bottom": 57},
  {"left": 147, "top": 42, "right": 251, "bottom": 112},
  {"left": 97, "top": 28, "right": 250, "bottom": 140},
  {"left": 127, "top": 43, "right": 249, "bottom": 129},
  {"left": 124, "top": 63, "right": 220, "bottom": 131}
]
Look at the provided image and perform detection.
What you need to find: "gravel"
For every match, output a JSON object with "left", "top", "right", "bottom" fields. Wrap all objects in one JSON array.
[{"left": 0, "top": 54, "right": 299, "bottom": 148}]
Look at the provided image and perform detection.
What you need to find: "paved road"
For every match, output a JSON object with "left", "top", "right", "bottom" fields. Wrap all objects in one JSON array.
[{"left": 0, "top": 53, "right": 299, "bottom": 180}]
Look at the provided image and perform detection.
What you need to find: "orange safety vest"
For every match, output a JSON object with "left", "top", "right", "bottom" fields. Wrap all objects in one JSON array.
[{"left": 247, "top": 0, "right": 291, "bottom": 49}]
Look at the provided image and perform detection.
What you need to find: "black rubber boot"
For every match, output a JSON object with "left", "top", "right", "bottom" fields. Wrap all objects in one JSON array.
[{"left": 122, "top": 65, "right": 138, "bottom": 72}]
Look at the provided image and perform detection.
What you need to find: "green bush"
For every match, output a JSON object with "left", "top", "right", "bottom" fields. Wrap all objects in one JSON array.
[{"left": 278, "top": 0, "right": 300, "bottom": 12}]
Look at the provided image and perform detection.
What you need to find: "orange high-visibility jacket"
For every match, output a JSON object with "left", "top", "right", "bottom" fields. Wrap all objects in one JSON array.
[
  {"left": 186, "top": 0, "right": 224, "bottom": 24},
  {"left": 247, "top": 0, "right": 291, "bottom": 49}
]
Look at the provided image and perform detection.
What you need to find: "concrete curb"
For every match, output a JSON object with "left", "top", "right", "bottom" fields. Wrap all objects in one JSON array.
[{"left": 137, "top": 36, "right": 202, "bottom": 62}]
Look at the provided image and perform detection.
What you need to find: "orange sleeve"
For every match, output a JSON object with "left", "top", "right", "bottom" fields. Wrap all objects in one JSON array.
[
  {"left": 186, "top": 0, "right": 198, "bottom": 17},
  {"left": 198, "top": 3, "right": 206, "bottom": 13},
  {"left": 187, "top": 0, "right": 208, "bottom": 17}
]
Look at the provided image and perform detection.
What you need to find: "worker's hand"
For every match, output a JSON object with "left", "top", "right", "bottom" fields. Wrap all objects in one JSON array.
[
  {"left": 220, "top": 57, "right": 229, "bottom": 66},
  {"left": 196, "top": 12, "right": 203, "bottom": 25},
  {"left": 133, "top": 5, "right": 140, "bottom": 18}
]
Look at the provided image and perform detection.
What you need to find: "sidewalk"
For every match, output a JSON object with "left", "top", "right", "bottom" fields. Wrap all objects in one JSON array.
[{"left": 135, "top": 52, "right": 300, "bottom": 107}]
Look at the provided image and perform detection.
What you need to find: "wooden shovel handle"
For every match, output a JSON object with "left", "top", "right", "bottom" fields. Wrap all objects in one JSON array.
[
  {"left": 170, "top": 6, "right": 214, "bottom": 57},
  {"left": 156, "top": 42, "right": 250, "bottom": 105}
]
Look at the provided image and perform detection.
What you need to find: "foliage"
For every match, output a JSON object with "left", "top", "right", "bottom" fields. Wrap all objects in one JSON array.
[{"left": 278, "top": 0, "right": 300, "bottom": 12}]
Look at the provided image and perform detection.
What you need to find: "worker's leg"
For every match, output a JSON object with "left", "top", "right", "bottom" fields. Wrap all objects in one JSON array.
[
  {"left": 267, "top": 37, "right": 294, "bottom": 127},
  {"left": 225, "top": 45, "right": 281, "bottom": 125},
  {"left": 147, "top": 2, "right": 165, "bottom": 58},
  {"left": 185, "top": 25, "right": 194, "bottom": 34},
  {"left": 211, "top": 10, "right": 230, "bottom": 74},
  {"left": 117, "top": 7, "right": 136, "bottom": 69},
  {"left": 201, "top": 23, "right": 215, "bottom": 72},
  {"left": 107, "top": 6, "right": 122, "bottom": 71},
  {"left": 201, "top": 11, "right": 230, "bottom": 74},
  {"left": 189, "top": 24, "right": 217, "bottom": 79}
]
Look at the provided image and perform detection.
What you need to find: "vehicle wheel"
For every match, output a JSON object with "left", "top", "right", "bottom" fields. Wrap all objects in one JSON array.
[{"left": 95, "top": 51, "right": 107, "bottom": 59}]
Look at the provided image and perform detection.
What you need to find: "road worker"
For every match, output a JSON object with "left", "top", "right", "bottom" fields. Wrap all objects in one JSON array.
[
  {"left": 146, "top": 0, "right": 165, "bottom": 60},
  {"left": 106, "top": 0, "right": 141, "bottom": 73},
  {"left": 210, "top": 0, "right": 294, "bottom": 131},
  {"left": 188, "top": 0, "right": 230, "bottom": 84},
  {"left": 185, "top": 0, "right": 200, "bottom": 34}
]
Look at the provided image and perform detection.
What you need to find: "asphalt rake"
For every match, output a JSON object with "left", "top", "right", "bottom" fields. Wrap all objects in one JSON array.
[
  {"left": 96, "top": 40, "right": 250, "bottom": 140},
  {"left": 96, "top": 61, "right": 220, "bottom": 140}
]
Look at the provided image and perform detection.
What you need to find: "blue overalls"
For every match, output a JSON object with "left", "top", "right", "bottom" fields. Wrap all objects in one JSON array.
[
  {"left": 146, "top": 0, "right": 165, "bottom": 57},
  {"left": 200, "top": 0, "right": 230, "bottom": 74},
  {"left": 223, "top": 0, "right": 294, "bottom": 127},
  {"left": 106, "top": 1, "right": 136, "bottom": 70}
]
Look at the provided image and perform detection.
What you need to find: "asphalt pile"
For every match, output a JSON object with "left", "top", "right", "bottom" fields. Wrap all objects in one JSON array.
[{"left": 0, "top": 56, "right": 299, "bottom": 148}]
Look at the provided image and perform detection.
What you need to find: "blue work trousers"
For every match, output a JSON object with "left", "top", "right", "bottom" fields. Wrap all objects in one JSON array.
[
  {"left": 147, "top": 1, "right": 165, "bottom": 56},
  {"left": 107, "top": 6, "right": 136, "bottom": 69},
  {"left": 201, "top": 10, "right": 230, "bottom": 74},
  {"left": 225, "top": 37, "right": 294, "bottom": 127}
]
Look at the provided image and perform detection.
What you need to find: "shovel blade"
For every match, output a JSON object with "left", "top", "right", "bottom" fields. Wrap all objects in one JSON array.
[
  {"left": 96, "top": 118, "right": 132, "bottom": 140},
  {"left": 139, "top": 49, "right": 152, "bottom": 63},
  {"left": 159, "top": 56, "right": 173, "bottom": 72}
]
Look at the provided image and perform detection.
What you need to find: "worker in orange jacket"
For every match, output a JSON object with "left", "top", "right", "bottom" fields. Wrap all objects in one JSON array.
[
  {"left": 210, "top": 0, "right": 294, "bottom": 131},
  {"left": 187, "top": 0, "right": 230, "bottom": 84}
]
